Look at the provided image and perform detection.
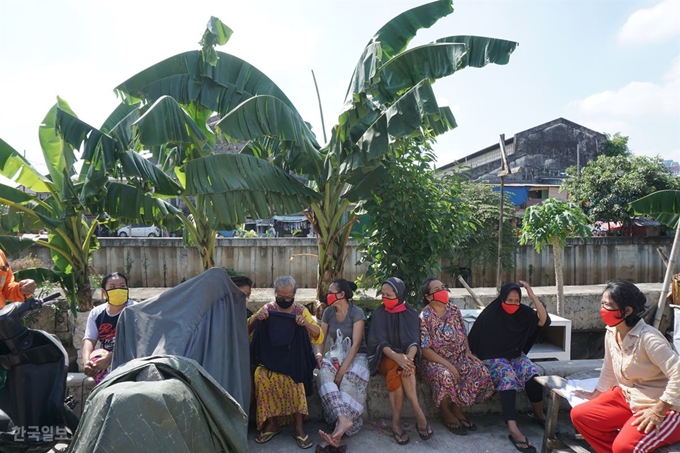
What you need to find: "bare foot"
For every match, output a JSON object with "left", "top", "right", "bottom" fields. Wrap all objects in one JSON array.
[
  {"left": 330, "top": 416, "right": 353, "bottom": 443},
  {"left": 318, "top": 430, "right": 340, "bottom": 448}
]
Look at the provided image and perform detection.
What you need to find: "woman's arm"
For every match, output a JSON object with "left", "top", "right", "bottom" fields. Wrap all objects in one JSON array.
[
  {"left": 302, "top": 308, "right": 324, "bottom": 345},
  {"left": 644, "top": 331, "right": 680, "bottom": 411},
  {"left": 337, "top": 320, "right": 364, "bottom": 374},
  {"left": 519, "top": 280, "right": 548, "bottom": 327}
]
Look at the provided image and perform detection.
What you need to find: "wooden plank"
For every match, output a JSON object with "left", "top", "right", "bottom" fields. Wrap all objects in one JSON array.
[{"left": 541, "top": 390, "right": 561, "bottom": 453}]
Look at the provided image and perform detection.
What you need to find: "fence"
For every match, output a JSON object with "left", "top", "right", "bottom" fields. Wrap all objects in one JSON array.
[{"left": 13, "top": 236, "right": 676, "bottom": 289}]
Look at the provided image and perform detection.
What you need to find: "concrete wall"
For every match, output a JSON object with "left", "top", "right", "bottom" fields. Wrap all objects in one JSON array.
[{"left": 12, "top": 236, "right": 675, "bottom": 289}]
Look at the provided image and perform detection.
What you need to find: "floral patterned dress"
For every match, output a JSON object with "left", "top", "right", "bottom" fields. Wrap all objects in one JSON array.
[{"left": 419, "top": 302, "right": 494, "bottom": 408}]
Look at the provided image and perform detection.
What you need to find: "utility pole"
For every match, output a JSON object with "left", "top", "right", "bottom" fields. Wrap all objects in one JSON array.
[{"left": 496, "top": 135, "right": 513, "bottom": 293}]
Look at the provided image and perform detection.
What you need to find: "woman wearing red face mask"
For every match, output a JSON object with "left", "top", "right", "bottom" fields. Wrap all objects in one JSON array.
[
  {"left": 419, "top": 278, "right": 494, "bottom": 435},
  {"left": 571, "top": 280, "right": 680, "bottom": 453},
  {"left": 316, "top": 278, "right": 369, "bottom": 449},
  {"left": 367, "top": 277, "right": 433, "bottom": 445},
  {"left": 468, "top": 281, "right": 550, "bottom": 453}
]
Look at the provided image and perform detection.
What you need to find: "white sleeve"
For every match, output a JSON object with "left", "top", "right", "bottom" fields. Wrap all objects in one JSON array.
[{"left": 83, "top": 309, "right": 99, "bottom": 341}]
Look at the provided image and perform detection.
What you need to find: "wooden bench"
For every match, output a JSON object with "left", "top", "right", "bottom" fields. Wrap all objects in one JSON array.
[{"left": 535, "top": 375, "right": 680, "bottom": 453}]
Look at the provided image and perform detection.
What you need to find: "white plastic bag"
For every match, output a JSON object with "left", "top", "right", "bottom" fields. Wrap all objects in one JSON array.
[{"left": 328, "top": 329, "right": 351, "bottom": 369}]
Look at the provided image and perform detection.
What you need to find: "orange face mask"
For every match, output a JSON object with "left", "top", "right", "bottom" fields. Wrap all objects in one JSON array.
[{"left": 382, "top": 297, "right": 399, "bottom": 310}]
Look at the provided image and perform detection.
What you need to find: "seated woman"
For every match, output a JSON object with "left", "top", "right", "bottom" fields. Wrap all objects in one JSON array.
[
  {"left": 317, "top": 279, "right": 369, "bottom": 448},
  {"left": 571, "top": 280, "right": 680, "bottom": 453},
  {"left": 419, "top": 278, "right": 494, "bottom": 435},
  {"left": 248, "top": 275, "right": 324, "bottom": 450},
  {"left": 468, "top": 281, "right": 550, "bottom": 453},
  {"left": 367, "top": 277, "right": 433, "bottom": 446}
]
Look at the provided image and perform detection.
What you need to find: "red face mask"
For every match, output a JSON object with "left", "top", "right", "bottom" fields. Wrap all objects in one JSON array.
[
  {"left": 382, "top": 297, "right": 399, "bottom": 310},
  {"left": 600, "top": 307, "right": 625, "bottom": 327},
  {"left": 326, "top": 292, "right": 341, "bottom": 306},
  {"left": 432, "top": 290, "right": 449, "bottom": 304},
  {"left": 502, "top": 302, "right": 520, "bottom": 314}
]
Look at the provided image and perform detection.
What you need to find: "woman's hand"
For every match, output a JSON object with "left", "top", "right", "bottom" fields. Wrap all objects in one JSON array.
[
  {"left": 446, "top": 362, "right": 461, "bottom": 382},
  {"left": 295, "top": 314, "right": 306, "bottom": 326},
  {"left": 316, "top": 352, "right": 323, "bottom": 369},
  {"left": 334, "top": 367, "right": 346, "bottom": 386},
  {"left": 632, "top": 408, "right": 666, "bottom": 434},
  {"left": 518, "top": 280, "right": 534, "bottom": 295},
  {"left": 257, "top": 308, "right": 269, "bottom": 322},
  {"left": 396, "top": 354, "right": 415, "bottom": 373},
  {"left": 465, "top": 350, "right": 482, "bottom": 364},
  {"left": 573, "top": 389, "right": 601, "bottom": 400}
]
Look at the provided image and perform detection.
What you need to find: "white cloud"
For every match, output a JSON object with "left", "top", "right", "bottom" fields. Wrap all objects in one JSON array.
[
  {"left": 575, "top": 119, "right": 629, "bottom": 135},
  {"left": 572, "top": 58, "right": 680, "bottom": 116},
  {"left": 618, "top": 0, "right": 680, "bottom": 44}
]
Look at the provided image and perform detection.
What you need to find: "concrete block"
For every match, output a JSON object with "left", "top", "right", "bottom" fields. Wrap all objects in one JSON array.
[{"left": 66, "top": 372, "right": 95, "bottom": 417}]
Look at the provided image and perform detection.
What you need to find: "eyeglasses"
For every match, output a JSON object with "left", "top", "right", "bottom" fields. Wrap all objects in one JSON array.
[
  {"left": 428, "top": 286, "right": 449, "bottom": 295},
  {"left": 601, "top": 302, "right": 618, "bottom": 311}
]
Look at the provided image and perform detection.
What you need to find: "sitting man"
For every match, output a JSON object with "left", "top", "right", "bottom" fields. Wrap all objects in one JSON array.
[{"left": 82, "top": 272, "right": 135, "bottom": 383}]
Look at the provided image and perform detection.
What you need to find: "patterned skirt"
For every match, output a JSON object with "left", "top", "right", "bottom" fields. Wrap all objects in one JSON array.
[
  {"left": 483, "top": 354, "right": 539, "bottom": 392},
  {"left": 318, "top": 353, "right": 369, "bottom": 437},
  {"left": 254, "top": 365, "right": 308, "bottom": 430},
  {"left": 421, "top": 355, "right": 494, "bottom": 408}
]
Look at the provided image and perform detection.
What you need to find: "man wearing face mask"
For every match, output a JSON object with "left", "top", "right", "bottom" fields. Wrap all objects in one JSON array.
[
  {"left": 248, "top": 275, "right": 323, "bottom": 449},
  {"left": 82, "top": 272, "right": 135, "bottom": 383}
]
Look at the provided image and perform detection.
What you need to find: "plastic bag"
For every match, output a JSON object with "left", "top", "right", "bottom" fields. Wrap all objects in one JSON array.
[{"left": 327, "top": 329, "right": 351, "bottom": 369}]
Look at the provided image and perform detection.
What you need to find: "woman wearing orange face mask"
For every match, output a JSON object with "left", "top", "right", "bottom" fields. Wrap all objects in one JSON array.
[
  {"left": 468, "top": 281, "right": 550, "bottom": 453},
  {"left": 419, "top": 278, "right": 494, "bottom": 436},
  {"left": 367, "top": 277, "right": 432, "bottom": 445}
]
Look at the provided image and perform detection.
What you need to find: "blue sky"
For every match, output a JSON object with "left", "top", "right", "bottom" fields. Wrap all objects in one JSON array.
[{"left": 0, "top": 0, "right": 678, "bottom": 175}]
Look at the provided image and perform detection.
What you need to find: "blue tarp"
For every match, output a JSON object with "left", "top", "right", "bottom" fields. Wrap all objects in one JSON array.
[{"left": 492, "top": 186, "right": 530, "bottom": 206}]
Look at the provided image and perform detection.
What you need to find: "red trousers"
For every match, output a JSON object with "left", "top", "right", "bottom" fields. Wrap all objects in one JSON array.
[{"left": 571, "top": 386, "right": 680, "bottom": 453}]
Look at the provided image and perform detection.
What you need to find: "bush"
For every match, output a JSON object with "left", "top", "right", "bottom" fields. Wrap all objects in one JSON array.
[{"left": 9, "top": 254, "right": 51, "bottom": 271}]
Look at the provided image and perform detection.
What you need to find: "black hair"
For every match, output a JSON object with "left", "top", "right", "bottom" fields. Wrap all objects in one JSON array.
[
  {"left": 420, "top": 277, "right": 440, "bottom": 305},
  {"left": 101, "top": 272, "right": 129, "bottom": 289},
  {"left": 231, "top": 275, "right": 253, "bottom": 289},
  {"left": 331, "top": 278, "right": 357, "bottom": 301},
  {"left": 604, "top": 280, "right": 647, "bottom": 327}
]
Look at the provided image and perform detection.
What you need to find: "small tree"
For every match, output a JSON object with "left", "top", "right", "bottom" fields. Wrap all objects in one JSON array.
[
  {"left": 356, "top": 141, "right": 473, "bottom": 301},
  {"left": 519, "top": 198, "right": 591, "bottom": 315},
  {"left": 603, "top": 132, "right": 631, "bottom": 157}
]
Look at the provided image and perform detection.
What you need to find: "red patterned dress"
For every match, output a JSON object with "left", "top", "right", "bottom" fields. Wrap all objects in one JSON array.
[{"left": 419, "top": 302, "right": 494, "bottom": 408}]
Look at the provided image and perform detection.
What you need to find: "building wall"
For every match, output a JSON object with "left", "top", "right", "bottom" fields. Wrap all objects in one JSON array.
[{"left": 12, "top": 236, "right": 676, "bottom": 289}]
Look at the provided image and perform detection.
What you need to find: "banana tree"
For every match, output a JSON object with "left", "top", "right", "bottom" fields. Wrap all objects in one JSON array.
[
  {"left": 630, "top": 189, "right": 680, "bottom": 329},
  {"left": 0, "top": 99, "right": 181, "bottom": 314},
  {"left": 215, "top": 0, "right": 518, "bottom": 299},
  {"left": 83, "top": 17, "right": 322, "bottom": 270},
  {"left": 519, "top": 198, "right": 592, "bottom": 315}
]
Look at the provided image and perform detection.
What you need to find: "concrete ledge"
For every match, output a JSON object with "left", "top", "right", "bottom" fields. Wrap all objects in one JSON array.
[{"left": 66, "top": 373, "right": 96, "bottom": 417}]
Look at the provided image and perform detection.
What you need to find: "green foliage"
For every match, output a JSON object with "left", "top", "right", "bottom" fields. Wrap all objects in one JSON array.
[
  {"left": 630, "top": 189, "right": 680, "bottom": 229},
  {"left": 444, "top": 181, "right": 517, "bottom": 273},
  {"left": 356, "top": 142, "right": 473, "bottom": 302},
  {"left": 562, "top": 155, "right": 680, "bottom": 226},
  {"left": 603, "top": 132, "right": 631, "bottom": 157},
  {"left": 519, "top": 198, "right": 592, "bottom": 253}
]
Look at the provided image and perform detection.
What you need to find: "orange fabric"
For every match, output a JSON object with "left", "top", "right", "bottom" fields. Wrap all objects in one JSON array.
[
  {"left": 0, "top": 250, "right": 24, "bottom": 308},
  {"left": 379, "top": 357, "right": 403, "bottom": 392}
]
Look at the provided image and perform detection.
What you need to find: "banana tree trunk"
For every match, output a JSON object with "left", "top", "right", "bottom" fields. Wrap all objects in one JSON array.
[
  {"left": 76, "top": 270, "right": 93, "bottom": 312},
  {"left": 306, "top": 182, "right": 356, "bottom": 302},
  {"left": 653, "top": 220, "right": 680, "bottom": 329},
  {"left": 552, "top": 236, "right": 564, "bottom": 316}
]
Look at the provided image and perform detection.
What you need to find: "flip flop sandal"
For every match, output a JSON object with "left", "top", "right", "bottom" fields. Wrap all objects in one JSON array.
[
  {"left": 255, "top": 429, "right": 281, "bottom": 444},
  {"left": 392, "top": 429, "right": 410, "bottom": 445},
  {"left": 459, "top": 417, "right": 478, "bottom": 431},
  {"left": 417, "top": 424, "right": 434, "bottom": 440},
  {"left": 444, "top": 420, "right": 468, "bottom": 436},
  {"left": 508, "top": 435, "right": 537, "bottom": 453},
  {"left": 294, "top": 434, "right": 314, "bottom": 449}
]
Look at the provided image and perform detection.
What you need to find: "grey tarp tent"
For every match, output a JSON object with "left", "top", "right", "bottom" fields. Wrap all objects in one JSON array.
[
  {"left": 68, "top": 356, "right": 247, "bottom": 453},
  {"left": 113, "top": 267, "right": 250, "bottom": 411}
]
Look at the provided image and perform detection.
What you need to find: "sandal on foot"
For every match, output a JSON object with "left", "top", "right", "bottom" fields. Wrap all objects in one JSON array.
[
  {"left": 508, "top": 435, "right": 536, "bottom": 453},
  {"left": 444, "top": 420, "right": 468, "bottom": 436},
  {"left": 459, "top": 417, "right": 477, "bottom": 431},
  {"left": 392, "top": 429, "right": 409, "bottom": 445},
  {"left": 255, "top": 429, "right": 281, "bottom": 444},
  {"left": 417, "top": 424, "right": 434, "bottom": 440},
  {"left": 294, "top": 434, "right": 314, "bottom": 449}
]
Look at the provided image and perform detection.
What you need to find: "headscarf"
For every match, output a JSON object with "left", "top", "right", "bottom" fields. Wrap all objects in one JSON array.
[
  {"left": 382, "top": 277, "right": 407, "bottom": 313},
  {"left": 468, "top": 282, "right": 550, "bottom": 360},
  {"left": 366, "top": 277, "right": 420, "bottom": 375}
]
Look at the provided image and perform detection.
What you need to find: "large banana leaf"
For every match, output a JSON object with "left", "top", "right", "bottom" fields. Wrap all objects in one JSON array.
[
  {"left": 215, "top": 95, "right": 322, "bottom": 175},
  {"left": 114, "top": 50, "right": 301, "bottom": 119},
  {"left": 38, "top": 98, "right": 78, "bottom": 191},
  {"left": 134, "top": 96, "right": 209, "bottom": 152},
  {"left": 372, "top": 42, "right": 467, "bottom": 103},
  {"left": 630, "top": 189, "right": 680, "bottom": 228},
  {"left": 118, "top": 151, "right": 183, "bottom": 196},
  {"left": 346, "top": 0, "right": 454, "bottom": 100},
  {"left": 435, "top": 36, "right": 518, "bottom": 67},
  {"left": 184, "top": 153, "right": 320, "bottom": 227},
  {"left": 0, "top": 139, "right": 52, "bottom": 193},
  {"left": 101, "top": 182, "right": 183, "bottom": 231},
  {"left": 200, "top": 16, "right": 234, "bottom": 66},
  {"left": 0, "top": 236, "right": 39, "bottom": 256}
]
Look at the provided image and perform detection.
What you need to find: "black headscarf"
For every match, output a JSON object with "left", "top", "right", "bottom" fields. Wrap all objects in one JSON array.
[
  {"left": 468, "top": 282, "right": 550, "bottom": 360},
  {"left": 366, "top": 277, "right": 421, "bottom": 375}
]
